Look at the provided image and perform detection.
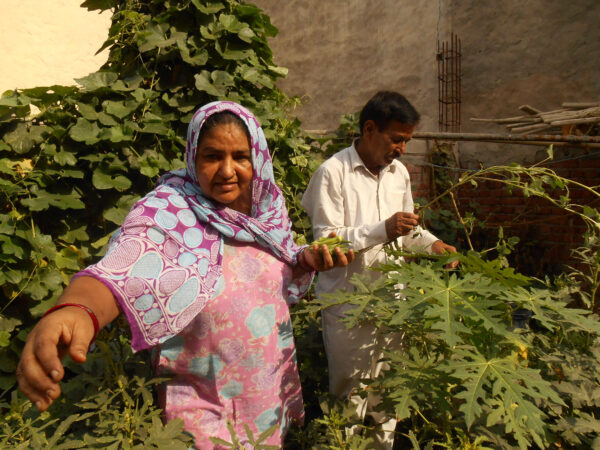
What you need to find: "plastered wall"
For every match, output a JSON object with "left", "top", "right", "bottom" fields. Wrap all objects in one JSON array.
[
  {"left": 254, "top": 0, "right": 600, "bottom": 166},
  {"left": 0, "top": 0, "right": 111, "bottom": 94}
]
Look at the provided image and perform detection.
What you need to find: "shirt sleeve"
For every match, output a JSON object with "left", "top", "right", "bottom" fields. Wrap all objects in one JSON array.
[{"left": 301, "top": 163, "right": 388, "bottom": 251}]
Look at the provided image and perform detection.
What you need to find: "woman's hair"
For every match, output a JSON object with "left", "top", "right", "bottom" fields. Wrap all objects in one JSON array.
[
  {"left": 359, "top": 91, "right": 420, "bottom": 135},
  {"left": 197, "top": 110, "right": 252, "bottom": 147}
]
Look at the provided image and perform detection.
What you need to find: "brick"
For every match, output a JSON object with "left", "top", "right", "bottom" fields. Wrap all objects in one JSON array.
[
  {"left": 579, "top": 158, "right": 600, "bottom": 169},
  {"left": 500, "top": 197, "right": 528, "bottom": 206},
  {"left": 552, "top": 160, "right": 580, "bottom": 169},
  {"left": 580, "top": 168, "right": 600, "bottom": 180}
]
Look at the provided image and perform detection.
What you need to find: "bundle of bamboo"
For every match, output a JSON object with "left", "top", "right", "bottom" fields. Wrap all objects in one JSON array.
[{"left": 471, "top": 102, "right": 600, "bottom": 135}]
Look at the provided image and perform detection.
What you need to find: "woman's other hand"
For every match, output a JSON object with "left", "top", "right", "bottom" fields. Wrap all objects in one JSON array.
[
  {"left": 16, "top": 276, "right": 119, "bottom": 411},
  {"left": 16, "top": 306, "right": 96, "bottom": 411}
]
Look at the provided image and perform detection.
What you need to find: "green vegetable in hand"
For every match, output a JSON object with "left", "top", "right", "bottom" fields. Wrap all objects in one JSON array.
[{"left": 310, "top": 235, "right": 351, "bottom": 254}]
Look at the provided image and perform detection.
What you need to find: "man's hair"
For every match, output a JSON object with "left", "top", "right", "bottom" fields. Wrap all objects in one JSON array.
[
  {"left": 359, "top": 91, "right": 420, "bottom": 135},
  {"left": 198, "top": 111, "right": 251, "bottom": 147}
]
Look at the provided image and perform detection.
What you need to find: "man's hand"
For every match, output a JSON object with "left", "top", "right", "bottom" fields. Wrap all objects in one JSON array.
[
  {"left": 431, "top": 240, "right": 459, "bottom": 268},
  {"left": 385, "top": 212, "right": 420, "bottom": 239}
]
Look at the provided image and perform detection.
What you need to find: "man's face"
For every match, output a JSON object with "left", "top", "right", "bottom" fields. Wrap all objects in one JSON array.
[{"left": 361, "top": 120, "right": 415, "bottom": 174}]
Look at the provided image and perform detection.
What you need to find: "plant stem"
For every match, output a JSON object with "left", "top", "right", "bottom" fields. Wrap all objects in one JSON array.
[{"left": 449, "top": 191, "right": 474, "bottom": 251}]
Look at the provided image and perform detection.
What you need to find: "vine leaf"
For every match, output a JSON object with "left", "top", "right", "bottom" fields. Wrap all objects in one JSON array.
[
  {"left": 74, "top": 72, "right": 118, "bottom": 91},
  {"left": 92, "top": 169, "right": 132, "bottom": 192},
  {"left": 69, "top": 118, "right": 101, "bottom": 144}
]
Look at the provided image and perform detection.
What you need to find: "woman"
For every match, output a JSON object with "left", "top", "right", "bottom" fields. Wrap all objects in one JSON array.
[{"left": 17, "top": 101, "right": 353, "bottom": 448}]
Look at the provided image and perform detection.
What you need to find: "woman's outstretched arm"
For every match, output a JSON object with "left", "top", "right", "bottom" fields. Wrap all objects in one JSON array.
[{"left": 17, "top": 276, "right": 120, "bottom": 411}]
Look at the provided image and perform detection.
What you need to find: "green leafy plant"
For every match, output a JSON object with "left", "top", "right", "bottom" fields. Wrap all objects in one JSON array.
[
  {"left": 1, "top": 323, "right": 194, "bottom": 448},
  {"left": 210, "top": 422, "right": 279, "bottom": 449},
  {"left": 0, "top": 0, "right": 314, "bottom": 393},
  {"left": 297, "top": 153, "right": 600, "bottom": 449},
  {"left": 0, "top": 0, "right": 318, "bottom": 446}
]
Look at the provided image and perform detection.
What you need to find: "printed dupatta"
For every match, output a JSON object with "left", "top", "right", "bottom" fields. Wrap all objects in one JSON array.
[{"left": 77, "top": 101, "right": 311, "bottom": 350}]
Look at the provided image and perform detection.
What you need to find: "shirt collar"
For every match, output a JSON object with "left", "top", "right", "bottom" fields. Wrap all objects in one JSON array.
[{"left": 349, "top": 140, "right": 398, "bottom": 174}]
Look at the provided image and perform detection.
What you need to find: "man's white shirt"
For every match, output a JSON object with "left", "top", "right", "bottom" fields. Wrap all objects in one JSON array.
[{"left": 301, "top": 142, "right": 438, "bottom": 300}]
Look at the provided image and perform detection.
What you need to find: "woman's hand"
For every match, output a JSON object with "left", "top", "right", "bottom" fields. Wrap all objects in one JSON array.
[
  {"left": 296, "top": 233, "right": 355, "bottom": 274},
  {"left": 16, "top": 276, "right": 119, "bottom": 411},
  {"left": 16, "top": 306, "right": 96, "bottom": 411}
]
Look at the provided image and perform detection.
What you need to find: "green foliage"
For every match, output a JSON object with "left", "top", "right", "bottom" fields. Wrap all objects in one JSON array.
[
  {"left": 300, "top": 245, "right": 600, "bottom": 448},
  {"left": 296, "top": 155, "right": 600, "bottom": 447},
  {"left": 310, "top": 235, "right": 351, "bottom": 255},
  {"left": 292, "top": 150, "right": 600, "bottom": 448},
  {"left": 3, "top": 2, "right": 600, "bottom": 449},
  {"left": 0, "top": 324, "right": 193, "bottom": 448},
  {"left": 0, "top": 0, "right": 313, "bottom": 396},
  {"left": 1, "top": 0, "right": 320, "bottom": 446},
  {"left": 210, "top": 422, "right": 279, "bottom": 449}
]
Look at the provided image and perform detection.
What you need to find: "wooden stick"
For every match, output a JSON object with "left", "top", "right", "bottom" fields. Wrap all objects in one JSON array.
[
  {"left": 470, "top": 115, "right": 532, "bottom": 124},
  {"left": 510, "top": 123, "right": 553, "bottom": 134},
  {"left": 506, "top": 118, "right": 543, "bottom": 127},
  {"left": 551, "top": 117, "right": 600, "bottom": 126},
  {"left": 519, "top": 105, "right": 541, "bottom": 115},
  {"left": 562, "top": 102, "right": 600, "bottom": 109},
  {"left": 541, "top": 106, "right": 600, "bottom": 121}
]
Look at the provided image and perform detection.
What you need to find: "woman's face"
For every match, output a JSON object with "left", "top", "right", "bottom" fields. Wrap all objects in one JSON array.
[{"left": 195, "top": 122, "right": 253, "bottom": 215}]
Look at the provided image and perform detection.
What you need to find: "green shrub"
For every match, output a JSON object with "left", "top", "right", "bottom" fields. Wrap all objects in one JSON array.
[
  {"left": 0, "top": 0, "right": 316, "bottom": 446},
  {"left": 296, "top": 158, "right": 600, "bottom": 449}
]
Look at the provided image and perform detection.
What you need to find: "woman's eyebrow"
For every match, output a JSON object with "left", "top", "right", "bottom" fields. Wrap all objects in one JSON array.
[{"left": 199, "top": 146, "right": 251, "bottom": 153}]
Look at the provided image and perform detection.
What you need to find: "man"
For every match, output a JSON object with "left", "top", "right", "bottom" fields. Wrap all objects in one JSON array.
[{"left": 301, "top": 91, "right": 457, "bottom": 448}]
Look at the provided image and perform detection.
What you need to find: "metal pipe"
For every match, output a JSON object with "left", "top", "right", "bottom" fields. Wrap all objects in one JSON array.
[{"left": 412, "top": 131, "right": 600, "bottom": 147}]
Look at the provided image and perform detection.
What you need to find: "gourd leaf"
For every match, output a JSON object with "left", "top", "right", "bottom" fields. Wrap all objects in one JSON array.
[
  {"left": 191, "top": 0, "right": 224, "bottom": 14},
  {"left": 219, "top": 14, "right": 245, "bottom": 33},
  {"left": 21, "top": 189, "right": 85, "bottom": 211},
  {"left": 194, "top": 71, "right": 221, "bottom": 96},
  {"left": 69, "top": 118, "right": 101, "bottom": 144},
  {"left": 74, "top": 72, "right": 118, "bottom": 90},
  {"left": 103, "top": 100, "right": 138, "bottom": 119},
  {"left": 103, "top": 194, "right": 140, "bottom": 225},
  {"left": 3, "top": 123, "right": 48, "bottom": 154},
  {"left": 92, "top": 166, "right": 132, "bottom": 191}
]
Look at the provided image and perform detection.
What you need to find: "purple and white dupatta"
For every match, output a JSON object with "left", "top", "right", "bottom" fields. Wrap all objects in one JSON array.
[{"left": 76, "top": 101, "right": 311, "bottom": 351}]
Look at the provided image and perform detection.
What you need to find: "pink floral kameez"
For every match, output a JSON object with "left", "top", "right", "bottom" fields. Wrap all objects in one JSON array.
[{"left": 155, "top": 241, "right": 305, "bottom": 448}]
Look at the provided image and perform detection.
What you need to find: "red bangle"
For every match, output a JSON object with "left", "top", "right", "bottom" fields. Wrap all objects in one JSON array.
[{"left": 41, "top": 303, "right": 100, "bottom": 341}]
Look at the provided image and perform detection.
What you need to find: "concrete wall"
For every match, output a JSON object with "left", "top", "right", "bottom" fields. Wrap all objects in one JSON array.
[
  {"left": 448, "top": 0, "right": 600, "bottom": 167},
  {"left": 254, "top": 0, "right": 600, "bottom": 166},
  {"left": 0, "top": 0, "right": 111, "bottom": 93},
  {"left": 254, "top": 0, "right": 441, "bottom": 131}
]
